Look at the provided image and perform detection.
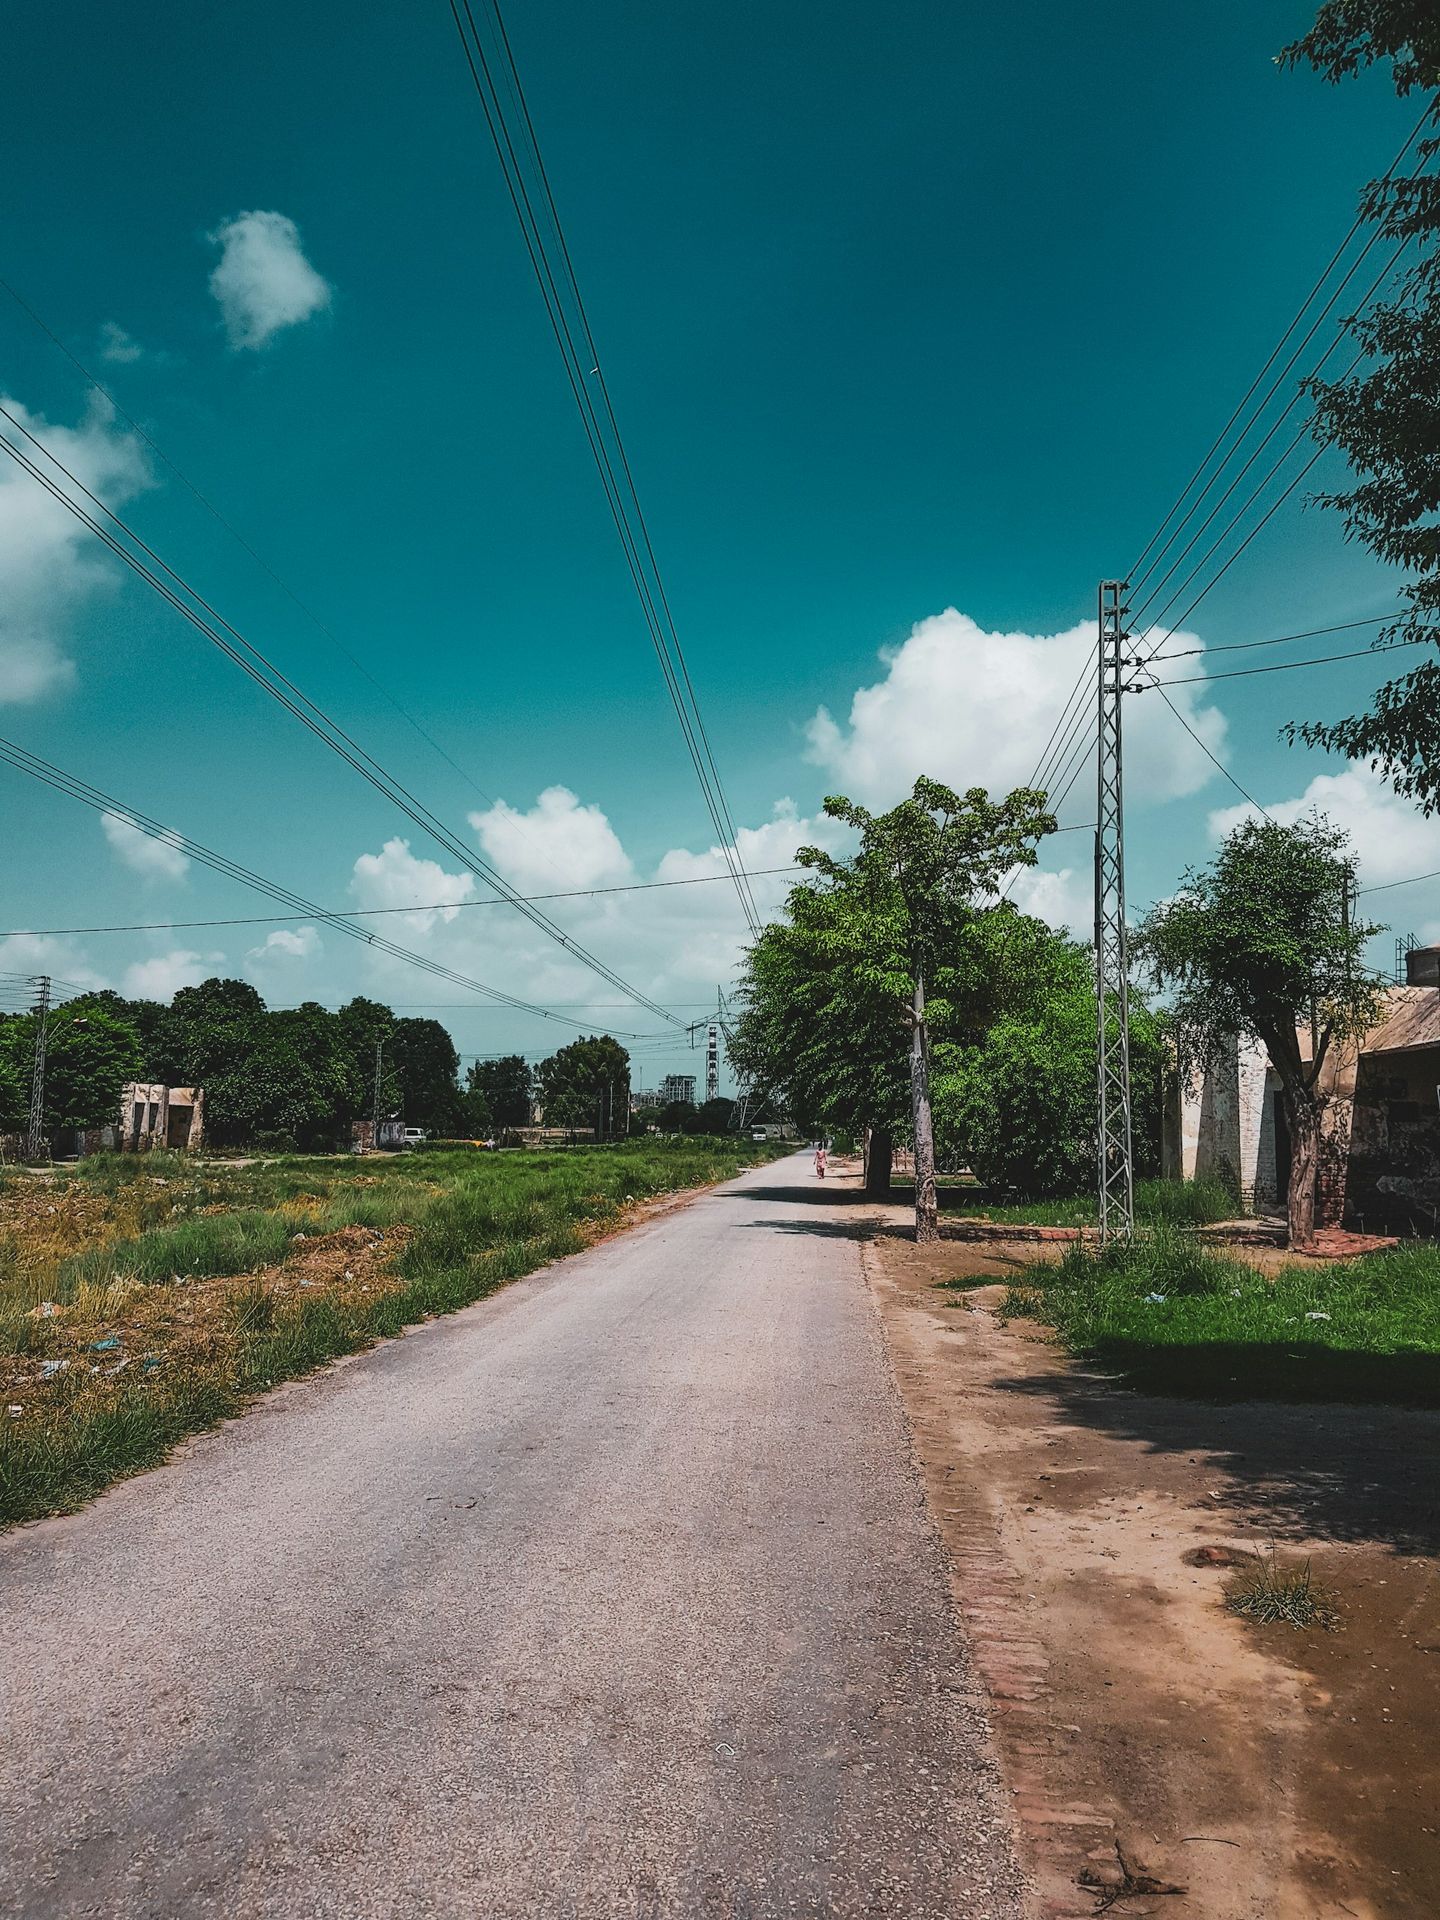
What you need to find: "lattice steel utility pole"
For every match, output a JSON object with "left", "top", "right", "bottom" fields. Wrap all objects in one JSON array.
[
  {"left": 26, "top": 974, "right": 51, "bottom": 1161},
  {"left": 1094, "top": 582, "right": 1134, "bottom": 1240}
]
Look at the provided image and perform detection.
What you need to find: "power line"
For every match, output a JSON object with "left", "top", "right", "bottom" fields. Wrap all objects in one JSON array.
[
  {"left": 1127, "top": 103, "right": 1434, "bottom": 595},
  {"left": 1142, "top": 611, "right": 1405, "bottom": 664},
  {"left": 1147, "top": 685, "right": 1272, "bottom": 819},
  {"left": 0, "top": 865, "right": 805, "bottom": 939},
  {"left": 1138, "top": 634, "right": 1427, "bottom": 689},
  {"left": 1359, "top": 866, "right": 1440, "bottom": 896},
  {"left": 0, "top": 280, "right": 586, "bottom": 887},
  {"left": 0, "top": 737, "right": 665, "bottom": 1041},
  {"left": 0, "top": 412, "right": 686, "bottom": 1026},
  {"left": 446, "top": 0, "right": 760, "bottom": 936}
]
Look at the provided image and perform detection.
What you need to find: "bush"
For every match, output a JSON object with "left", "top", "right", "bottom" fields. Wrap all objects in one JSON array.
[{"left": 937, "top": 993, "right": 1164, "bottom": 1199}]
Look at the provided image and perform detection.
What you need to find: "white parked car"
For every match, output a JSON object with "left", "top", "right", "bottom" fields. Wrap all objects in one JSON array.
[{"left": 398, "top": 1127, "right": 428, "bottom": 1150}]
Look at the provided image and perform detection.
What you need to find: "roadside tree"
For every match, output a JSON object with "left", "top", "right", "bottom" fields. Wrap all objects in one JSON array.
[
  {"left": 1139, "top": 815, "right": 1381, "bottom": 1248},
  {"left": 794, "top": 779, "right": 1054, "bottom": 1242}
]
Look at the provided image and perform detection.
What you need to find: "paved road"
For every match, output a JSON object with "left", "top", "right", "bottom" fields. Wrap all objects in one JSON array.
[{"left": 0, "top": 1154, "right": 1024, "bottom": 1919}]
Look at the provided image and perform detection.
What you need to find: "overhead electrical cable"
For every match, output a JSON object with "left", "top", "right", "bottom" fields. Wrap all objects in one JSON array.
[
  {"left": 0, "top": 411, "right": 686, "bottom": 1026},
  {"left": 0, "top": 736, "right": 665, "bottom": 1041},
  {"left": 1148, "top": 686, "right": 1272, "bottom": 819},
  {"left": 0, "top": 280, "right": 583, "bottom": 884},
  {"left": 1127, "top": 102, "right": 1434, "bottom": 596},
  {"left": 446, "top": 0, "right": 760, "bottom": 936},
  {"left": 1138, "top": 634, "right": 1426, "bottom": 688},
  {"left": 0, "top": 865, "right": 805, "bottom": 939},
  {"left": 1129, "top": 239, "right": 1415, "bottom": 656},
  {"left": 1143, "top": 611, "right": 1404, "bottom": 665}
]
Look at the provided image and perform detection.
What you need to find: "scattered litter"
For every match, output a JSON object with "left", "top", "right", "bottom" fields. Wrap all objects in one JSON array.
[
  {"left": 1145, "top": 1292, "right": 1167, "bottom": 1304},
  {"left": 1305, "top": 1311, "right": 1332, "bottom": 1321},
  {"left": 7, "top": 1406, "right": 21, "bottom": 1418},
  {"left": 39, "top": 1360, "right": 69, "bottom": 1379},
  {"left": 294, "top": 1232, "right": 307, "bottom": 1243},
  {"left": 33, "top": 1301, "right": 59, "bottom": 1318},
  {"left": 141, "top": 1356, "right": 162, "bottom": 1372},
  {"left": 343, "top": 1270, "right": 354, "bottom": 1281},
  {"left": 88, "top": 1336, "right": 121, "bottom": 1352},
  {"left": 715, "top": 1742, "right": 737, "bottom": 1758}
]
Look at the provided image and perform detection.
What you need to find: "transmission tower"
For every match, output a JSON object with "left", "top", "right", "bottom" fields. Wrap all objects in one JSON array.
[
  {"left": 706, "top": 991, "right": 721, "bottom": 1105},
  {"left": 26, "top": 974, "right": 51, "bottom": 1161},
  {"left": 1095, "top": 582, "right": 1134, "bottom": 1239}
]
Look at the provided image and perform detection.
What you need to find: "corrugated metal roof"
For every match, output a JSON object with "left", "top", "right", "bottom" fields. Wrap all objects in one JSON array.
[{"left": 1362, "top": 985, "right": 1440, "bottom": 1055}]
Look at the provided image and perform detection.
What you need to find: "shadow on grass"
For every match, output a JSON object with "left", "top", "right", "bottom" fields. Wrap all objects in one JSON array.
[
  {"left": 1065, "top": 1338, "right": 1440, "bottom": 1409},
  {"left": 997, "top": 1351, "right": 1440, "bottom": 1558}
]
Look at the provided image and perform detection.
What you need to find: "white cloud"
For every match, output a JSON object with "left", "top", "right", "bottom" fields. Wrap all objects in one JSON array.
[
  {"left": 99, "top": 322, "right": 143, "bottom": 365},
  {"left": 350, "top": 837, "right": 477, "bottom": 934},
  {"left": 1003, "top": 862, "right": 1090, "bottom": 939},
  {"left": 122, "top": 949, "right": 224, "bottom": 1001},
  {"left": 0, "top": 394, "right": 150, "bottom": 705},
  {"left": 1208, "top": 763, "right": 1434, "bottom": 892},
  {"left": 470, "top": 786, "right": 634, "bottom": 894},
  {"left": 246, "top": 926, "right": 321, "bottom": 962},
  {"left": 208, "top": 211, "right": 332, "bottom": 351},
  {"left": 101, "top": 810, "right": 188, "bottom": 883},
  {"left": 355, "top": 797, "right": 835, "bottom": 1027},
  {"left": 0, "top": 934, "right": 107, "bottom": 995},
  {"left": 804, "top": 606, "right": 1228, "bottom": 816}
]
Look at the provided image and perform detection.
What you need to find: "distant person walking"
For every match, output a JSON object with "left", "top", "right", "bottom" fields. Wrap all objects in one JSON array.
[{"left": 814, "top": 1143, "right": 828, "bottom": 1179}]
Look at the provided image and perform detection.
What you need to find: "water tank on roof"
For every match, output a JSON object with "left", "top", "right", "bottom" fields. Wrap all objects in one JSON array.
[{"left": 1405, "top": 945, "right": 1440, "bottom": 987}]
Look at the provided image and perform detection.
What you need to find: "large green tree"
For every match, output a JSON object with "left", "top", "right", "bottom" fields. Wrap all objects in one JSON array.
[
  {"left": 536, "top": 1036, "right": 631, "bottom": 1138},
  {"left": 790, "top": 779, "right": 1053, "bottom": 1241},
  {"left": 0, "top": 1005, "right": 143, "bottom": 1137},
  {"left": 1281, "top": 7, "right": 1440, "bottom": 805},
  {"left": 389, "top": 1018, "right": 464, "bottom": 1134},
  {"left": 466, "top": 1054, "right": 534, "bottom": 1129},
  {"left": 1140, "top": 815, "right": 1381, "bottom": 1248}
]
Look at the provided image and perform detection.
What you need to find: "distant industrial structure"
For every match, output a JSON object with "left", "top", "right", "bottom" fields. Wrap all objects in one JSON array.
[{"left": 659, "top": 1074, "right": 697, "bottom": 1107}]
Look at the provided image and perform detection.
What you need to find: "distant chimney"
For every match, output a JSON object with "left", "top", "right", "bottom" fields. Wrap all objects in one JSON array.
[{"left": 1405, "top": 945, "right": 1440, "bottom": 987}]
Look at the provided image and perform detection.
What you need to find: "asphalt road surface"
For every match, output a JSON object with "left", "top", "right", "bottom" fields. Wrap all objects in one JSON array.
[{"left": 0, "top": 1153, "right": 1025, "bottom": 1919}]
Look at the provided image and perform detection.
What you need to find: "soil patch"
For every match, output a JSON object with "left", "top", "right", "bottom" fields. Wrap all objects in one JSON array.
[{"left": 862, "top": 1190, "right": 1440, "bottom": 1919}]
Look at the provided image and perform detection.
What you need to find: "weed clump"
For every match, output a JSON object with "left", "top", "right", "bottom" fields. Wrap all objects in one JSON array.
[{"left": 1225, "top": 1550, "right": 1340, "bottom": 1632}]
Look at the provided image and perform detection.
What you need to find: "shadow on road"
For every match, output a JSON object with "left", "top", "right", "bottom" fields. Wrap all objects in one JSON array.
[{"left": 725, "top": 1183, "right": 875, "bottom": 1207}]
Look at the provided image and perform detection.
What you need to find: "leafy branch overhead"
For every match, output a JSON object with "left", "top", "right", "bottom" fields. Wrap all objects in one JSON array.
[{"left": 1280, "top": 5, "right": 1440, "bottom": 807}]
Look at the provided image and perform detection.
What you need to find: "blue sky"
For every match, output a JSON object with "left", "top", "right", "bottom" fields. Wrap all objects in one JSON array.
[{"left": 0, "top": 0, "right": 1431, "bottom": 1087}]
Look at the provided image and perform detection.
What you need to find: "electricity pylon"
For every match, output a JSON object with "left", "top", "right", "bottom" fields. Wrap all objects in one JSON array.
[
  {"left": 26, "top": 974, "right": 51, "bottom": 1161},
  {"left": 1095, "top": 582, "right": 1134, "bottom": 1239}
]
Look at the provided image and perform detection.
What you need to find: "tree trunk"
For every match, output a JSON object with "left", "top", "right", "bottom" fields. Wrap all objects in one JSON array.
[
  {"left": 864, "top": 1125, "right": 893, "bottom": 1196},
  {"left": 1285, "top": 1088, "right": 1321, "bottom": 1250},
  {"left": 910, "top": 967, "right": 939, "bottom": 1243}
]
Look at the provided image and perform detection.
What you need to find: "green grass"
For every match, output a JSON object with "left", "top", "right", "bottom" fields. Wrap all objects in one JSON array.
[
  {"left": 1225, "top": 1550, "right": 1340, "bottom": 1632},
  {"left": 1000, "top": 1228, "right": 1440, "bottom": 1405},
  {"left": 0, "top": 1138, "right": 783, "bottom": 1527},
  {"left": 948, "top": 1176, "right": 1240, "bottom": 1230}
]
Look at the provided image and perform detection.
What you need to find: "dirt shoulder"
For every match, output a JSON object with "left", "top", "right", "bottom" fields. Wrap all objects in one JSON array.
[{"left": 857, "top": 1187, "right": 1440, "bottom": 1920}]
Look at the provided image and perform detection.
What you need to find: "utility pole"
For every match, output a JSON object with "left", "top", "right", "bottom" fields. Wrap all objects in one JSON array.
[
  {"left": 372, "top": 1038, "right": 383, "bottom": 1149},
  {"left": 1095, "top": 581, "right": 1134, "bottom": 1240},
  {"left": 26, "top": 975, "right": 51, "bottom": 1161}
]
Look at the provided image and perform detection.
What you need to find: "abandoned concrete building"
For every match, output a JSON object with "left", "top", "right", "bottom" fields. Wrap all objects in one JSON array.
[
  {"left": 1166, "top": 948, "right": 1440, "bottom": 1233},
  {"left": 119, "top": 1082, "right": 205, "bottom": 1152}
]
